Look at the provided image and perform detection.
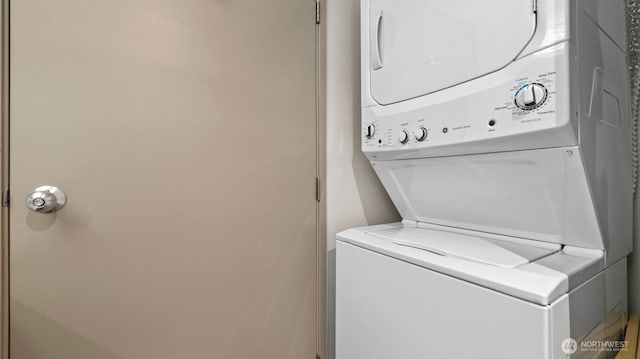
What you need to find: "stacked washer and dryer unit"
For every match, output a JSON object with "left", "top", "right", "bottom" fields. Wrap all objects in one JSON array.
[{"left": 336, "top": 0, "right": 632, "bottom": 358}]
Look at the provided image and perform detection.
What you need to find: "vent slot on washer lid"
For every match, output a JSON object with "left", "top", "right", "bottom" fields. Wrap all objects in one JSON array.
[{"left": 368, "top": 227, "right": 559, "bottom": 268}]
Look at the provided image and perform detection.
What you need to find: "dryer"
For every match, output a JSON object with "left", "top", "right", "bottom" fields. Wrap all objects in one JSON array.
[{"left": 336, "top": 0, "right": 632, "bottom": 358}]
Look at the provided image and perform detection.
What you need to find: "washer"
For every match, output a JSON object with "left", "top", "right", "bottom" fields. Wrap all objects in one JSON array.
[{"left": 336, "top": 0, "right": 632, "bottom": 358}]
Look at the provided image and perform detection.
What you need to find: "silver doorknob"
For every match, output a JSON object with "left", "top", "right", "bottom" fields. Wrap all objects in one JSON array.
[{"left": 25, "top": 186, "right": 67, "bottom": 213}]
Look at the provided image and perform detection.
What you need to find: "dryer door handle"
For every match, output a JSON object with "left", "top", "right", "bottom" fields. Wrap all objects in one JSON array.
[{"left": 371, "top": 11, "right": 384, "bottom": 70}]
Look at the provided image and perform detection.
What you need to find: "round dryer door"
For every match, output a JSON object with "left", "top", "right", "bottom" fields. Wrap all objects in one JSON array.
[{"left": 368, "top": 0, "right": 536, "bottom": 105}]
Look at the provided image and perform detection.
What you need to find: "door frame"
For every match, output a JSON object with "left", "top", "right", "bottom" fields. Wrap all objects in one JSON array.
[
  {"left": 0, "top": 0, "right": 326, "bottom": 357},
  {"left": 316, "top": 0, "right": 327, "bottom": 357},
  {"left": 1, "top": 0, "right": 9, "bottom": 356}
]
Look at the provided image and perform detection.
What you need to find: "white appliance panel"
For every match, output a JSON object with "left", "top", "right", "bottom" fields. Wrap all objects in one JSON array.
[
  {"left": 368, "top": 0, "right": 536, "bottom": 105},
  {"left": 363, "top": 42, "right": 573, "bottom": 160},
  {"left": 336, "top": 239, "right": 626, "bottom": 359},
  {"left": 336, "top": 241, "right": 565, "bottom": 359},
  {"left": 371, "top": 147, "right": 603, "bottom": 250},
  {"left": 338, "top": 223, "right": 607, "bottom": 305},
  {"left": 369, "top": 227, "right": 558, "bottom": 268},
  {"left": 577, "top": 0, "right": 633, "bottom": 265}
]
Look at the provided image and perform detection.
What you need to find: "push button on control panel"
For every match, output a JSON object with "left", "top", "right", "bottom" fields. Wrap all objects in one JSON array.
[{"left": 514, "top": 83, "right": 548, "bottom": 111}]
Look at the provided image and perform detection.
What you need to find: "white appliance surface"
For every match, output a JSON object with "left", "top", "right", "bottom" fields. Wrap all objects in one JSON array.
[
  {"left": 336, "top": 237, "right": 627, "bottom": 359},
  {"left": 370, "top": 227, "right": 558, "bottom": 268},
  {"left": 337, "top": 0, "right": 632, "bottom": 357},
  {"left": 338, "top": 223, "right": 603, "bottom": 306},
  {"left": 368, "top": 0, "right": 536, "bottom": 105},
  {"left": 336, "top": 240, "right": 566, "bottom": 359},
  {"left": 358, "top": 0, "right": 632, "bottom": 265},
  {"left": 370, "top": 147, "right": 604, "bottom": 251}
]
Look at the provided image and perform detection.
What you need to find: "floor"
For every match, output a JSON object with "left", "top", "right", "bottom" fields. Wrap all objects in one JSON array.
[{"left": 617, "top": 314, "right": 640, "bottom": 359}]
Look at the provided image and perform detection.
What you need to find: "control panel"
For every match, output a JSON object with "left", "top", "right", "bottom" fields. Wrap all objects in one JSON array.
[
  {"left": 363, "top": 72, "right": 560, "bottom": 150},
  {"left": 362, "top": 44, "right": 571, "bottom": 157}
]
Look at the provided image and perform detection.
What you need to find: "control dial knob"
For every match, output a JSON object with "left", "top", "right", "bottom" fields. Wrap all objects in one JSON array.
[
  {"left": 515, "top": 83, "right": 548, "bottom": 111},
  {"left": 398, "top": 130, "right": 409, "bottom": 144},
  {"left": 365, "top": 124, "right": 376, "bottom": 139},
  {"left": 414, "top": 127, "right": 428, "bottom": 142}
]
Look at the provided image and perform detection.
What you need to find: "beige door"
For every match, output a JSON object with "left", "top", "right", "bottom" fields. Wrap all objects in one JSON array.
[{"left": 8, "top": 0, "right": 319, "bottom": 358}]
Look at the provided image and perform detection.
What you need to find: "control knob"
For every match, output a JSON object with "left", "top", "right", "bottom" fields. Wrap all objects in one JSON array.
[
  {"left": 515, "top": 83, "right": 548, "bottom": 111},
  {"left": 414, "top": 127, "right": 428, "bottom": 142},
  {"left": 398, "top": 130, "right": 409, "bottom": 144},
  {"left": 365, "top": 124, "right": 375, "bottom": 139}
]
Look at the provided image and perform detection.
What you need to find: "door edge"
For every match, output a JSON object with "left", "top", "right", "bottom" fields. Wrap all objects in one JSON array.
[
  {"left": 316, "top": 2, "right": 327, "bottom": 357},
  {"left": 1, "top": 0, "right": 9, "bottom": 357}
]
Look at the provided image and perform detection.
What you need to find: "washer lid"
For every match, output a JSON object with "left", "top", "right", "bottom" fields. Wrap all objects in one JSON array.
[
  {"left": 368, "top": 0, "right": 536, "bottom": 105},
  {"left": 368, "top": 227, "right": 558, "bottom": 268},
  {"left": 337, "top": 223, "right": 605, "bottom": 305}
]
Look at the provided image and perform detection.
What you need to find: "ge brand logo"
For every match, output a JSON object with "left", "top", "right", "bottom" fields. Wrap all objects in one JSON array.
[{"left": 561, "top": 338, "right": 578, "bottom": 355}]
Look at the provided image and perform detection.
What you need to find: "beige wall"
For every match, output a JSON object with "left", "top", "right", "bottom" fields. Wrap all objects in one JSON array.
[{"left": 324, "top": 0, "right": 399, "bottom": 252}]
